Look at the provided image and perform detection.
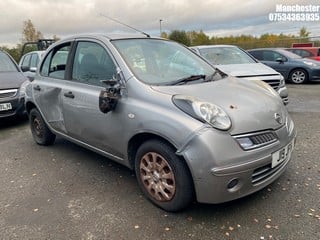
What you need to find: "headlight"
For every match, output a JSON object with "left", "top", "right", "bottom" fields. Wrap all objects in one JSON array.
[
  {"left": 279, "top": 74, "right": 285, "bottom": 87},
  {"left": 172, "top": 95, "right": 232, "bottom": 130},
  {"left": 303, "top": 61, "right": 319, "bottom": 67}
]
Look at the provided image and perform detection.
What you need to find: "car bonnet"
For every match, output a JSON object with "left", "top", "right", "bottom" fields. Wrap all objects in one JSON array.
[
  {"left": 0, "top": 72, "right": 27, "bottom": 89},
  {"left": 151, "top": 77, "right": 287, "bottom": 135},
  {"left": 215, "top": 63, "right": 279, "bottom": 77}
]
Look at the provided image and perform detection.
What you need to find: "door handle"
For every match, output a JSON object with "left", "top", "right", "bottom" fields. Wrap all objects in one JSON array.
[
  {"left": 64, "top": 91, "right": 75, "bottom": 99},
  {"left": 33, "top": 85, "right": 41, "bottom": 91}
]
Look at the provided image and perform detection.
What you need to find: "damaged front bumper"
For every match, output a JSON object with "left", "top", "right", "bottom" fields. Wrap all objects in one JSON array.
[{"left": 177, "top": 117, "right": 296, "bottom": 204}]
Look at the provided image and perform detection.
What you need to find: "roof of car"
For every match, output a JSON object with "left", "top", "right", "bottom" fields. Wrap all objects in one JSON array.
[
  {"left": 62, "top": 32, "right": 158, "bottom": 41},
  {"left": 191, "top": 44, "right": 238, "bottom": 49}
]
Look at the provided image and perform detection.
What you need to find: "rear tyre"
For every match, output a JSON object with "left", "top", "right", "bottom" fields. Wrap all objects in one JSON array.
[
  {"left": 289, "top": 69, "right": 308, "bottom": 84},
  {"left": 29, "top": 108, "right": 56, "bottom": 145},
  {"left": 135, "top": 139, "right": 194, "bottom": 212}
]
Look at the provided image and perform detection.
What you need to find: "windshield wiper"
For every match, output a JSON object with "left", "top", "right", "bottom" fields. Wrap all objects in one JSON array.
[{"left": 170, "top": 74, "right": 206, "bottom": 85}]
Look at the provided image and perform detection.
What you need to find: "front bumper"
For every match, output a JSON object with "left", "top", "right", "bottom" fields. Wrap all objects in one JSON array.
[
  {"left": 178, "top": 117, "right": 296, "bottom": 204},
  {"left": 308, "top": 68, "right": 320, "bottom": 81},
  {"left": 0, "top": 96, "right": 26, "bottom": 118}
]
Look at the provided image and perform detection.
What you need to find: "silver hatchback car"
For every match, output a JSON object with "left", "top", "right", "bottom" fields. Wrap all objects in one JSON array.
[{"left": 25, "top": 34, "right": 296, "bottom": 211}]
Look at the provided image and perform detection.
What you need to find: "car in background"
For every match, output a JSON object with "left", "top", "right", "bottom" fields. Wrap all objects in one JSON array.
[
  {"left": 190, "top": 45, "right": 288, "bottom": 105},
  {"left": 248, "top": 48, "right": 320, "bottom": 84},
  {"left": 19, "top": 51, "right": 44, "bottom": 80},
  {"left": 0, "top": 50, "right": 28, "bottom": 119},
  {"left": 25, "top": 34, "right": 296, "bottom": 211},
  {"left": 285, "top": 47, "right": 320, "bottom": 61}
]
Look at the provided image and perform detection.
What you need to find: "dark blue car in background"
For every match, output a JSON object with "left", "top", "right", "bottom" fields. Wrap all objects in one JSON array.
[{"left": 248, "top": 48, "right": 320, "bottom": 84}]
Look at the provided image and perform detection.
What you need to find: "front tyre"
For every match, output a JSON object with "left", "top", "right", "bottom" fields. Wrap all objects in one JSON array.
[
  {"left": 29, "top": 108, "right": 56, "bottom": 145},
  {"left": 135, "top": 139, "right": 194, "bottom": 212},
  {"left": 289, "top": 69, "right": 308, "bottom": 84}
]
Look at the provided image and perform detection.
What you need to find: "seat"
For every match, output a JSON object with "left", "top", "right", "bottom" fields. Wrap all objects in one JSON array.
[{"left": 78, "top": 53, "right": 99, "bottom": 82}]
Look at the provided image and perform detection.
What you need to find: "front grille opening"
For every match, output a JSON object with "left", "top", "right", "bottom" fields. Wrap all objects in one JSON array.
[
  {"left": 234, "top": 130, "right": 278, "bottom": 150},
  {"left": 252, "top": 160, "right": 286, "bottom": 185},
  {"left": 263, "top": 79, "right": 280, "bottom": 90},
  {"left": 0, "top": 89, "right": 18, "bottom": 99}
]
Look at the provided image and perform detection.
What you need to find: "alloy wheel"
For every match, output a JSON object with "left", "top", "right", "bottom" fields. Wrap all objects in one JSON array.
[{"left": 139, "top": 152, "right": 176, "bottom": 202}]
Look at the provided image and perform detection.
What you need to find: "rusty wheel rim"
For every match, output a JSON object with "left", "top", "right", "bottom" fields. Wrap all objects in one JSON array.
[
  {"left": 33, "top": 117, "right": 43, "bottom": 138},
  {"left": 139, "top": 152, "right": 176, "bottom": 202}
]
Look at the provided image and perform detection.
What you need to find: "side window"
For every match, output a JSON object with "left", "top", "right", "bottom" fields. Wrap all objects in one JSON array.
[
  {"left": 40, "top": 43, "right": 71, "bottom": 79},
  {"left": 30, "top": 53, "right": 39, "bottom": 68},
  {"left": 72, "top": 41, "right": 116, "bottom": 87},
  {"left": 21, "top": 54, "right": 31, "bottom": 68},
  {"left": 249, "top": 51, "right": 262, "bottom": 60},
  {"left": 300, "top": 50, "right": 313, "bottom": 57},
  {"left": 262, "top": 51, "right": 285, "bottom": 62}
]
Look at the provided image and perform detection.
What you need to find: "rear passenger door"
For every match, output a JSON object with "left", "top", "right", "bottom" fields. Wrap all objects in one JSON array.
[{"left": 34, "top": 42, "right": 72, "bottom": 133}]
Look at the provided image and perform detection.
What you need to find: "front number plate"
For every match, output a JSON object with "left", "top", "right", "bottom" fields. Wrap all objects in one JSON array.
[
  {"left": 272, "top": 139, "right": 294, "bottom": 168},
  {"left": 0, "top": 103, "right": 12, "bottom": 111}
]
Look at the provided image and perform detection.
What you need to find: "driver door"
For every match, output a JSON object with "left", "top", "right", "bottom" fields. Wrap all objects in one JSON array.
[{"left": 61, "top": 40, "right": 125, "bottom": 158}]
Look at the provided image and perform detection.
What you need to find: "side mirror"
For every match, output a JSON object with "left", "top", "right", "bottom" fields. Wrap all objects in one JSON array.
[
  {"left": 20, "top": 66, "right": 30, "bottom": 72},
  {"left": 276, "top": 57, "right": 285, "bottom": 63},
  {"left": 99, "top": 68, "right": 124, "bottom": 114},
  {"left": 30, "top": 67, "right": 37, "bottom": 73}
]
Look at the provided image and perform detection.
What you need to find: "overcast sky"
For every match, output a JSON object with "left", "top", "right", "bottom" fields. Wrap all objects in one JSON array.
[{"left": 1, "top": 0, "right": 320, "bottom": 46}]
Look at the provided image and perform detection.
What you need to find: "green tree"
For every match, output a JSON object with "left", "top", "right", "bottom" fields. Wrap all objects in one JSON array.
[
  {"left": 168, "top": 30, "right": 191, "bottom": 46},
  {"left": 188, "top": 30, "right": 210, "bottom": 46},
  {"left": 299, "top": 27, "right": 310, "bottom": 38}
]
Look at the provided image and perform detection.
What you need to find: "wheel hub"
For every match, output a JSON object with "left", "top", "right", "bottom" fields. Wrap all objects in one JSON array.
[{"left": 139, "top": 152, "right": 176, "bottom": 202}]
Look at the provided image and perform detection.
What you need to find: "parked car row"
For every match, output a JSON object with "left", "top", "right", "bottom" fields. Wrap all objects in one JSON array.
[
  {"left": 22, "top": 34, "right": 296, "bottom": 211},
  {"left": 190, "top": 45, "right": 289, "bottom": 104}
]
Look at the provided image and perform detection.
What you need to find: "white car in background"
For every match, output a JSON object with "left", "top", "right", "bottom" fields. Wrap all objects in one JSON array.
[
  {"left": 19, "top": 51, "right": 44, "bottom": 81},
  {"left": 190, "top": 45, "right": 289, "bottom": 105}
]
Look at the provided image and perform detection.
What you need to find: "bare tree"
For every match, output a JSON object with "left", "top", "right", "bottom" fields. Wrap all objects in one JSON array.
[{"left": 21, "top": 19, "right": 43, "bottom": 43}]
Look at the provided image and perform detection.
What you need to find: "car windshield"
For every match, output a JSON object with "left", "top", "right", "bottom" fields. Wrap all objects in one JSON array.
[
  {"left": 198, "top": 46, "right": 257, "bottom": 65},
  {"left": 0, "top": 52, "right": 18, "bottom": 72},
  {"left": 112, "top": 39, "right": 220, "bottom": 85}
]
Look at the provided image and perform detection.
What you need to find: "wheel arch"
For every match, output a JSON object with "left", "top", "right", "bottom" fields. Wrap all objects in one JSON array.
[
  {"left": 127, "top": 132, "right": 193, "bottom": 174},
  {"left": 25, "top": 101, "right": 37, "bottom": 114},
  {"left": 127, "top": 133, "right": 176, "bottom": 169}
]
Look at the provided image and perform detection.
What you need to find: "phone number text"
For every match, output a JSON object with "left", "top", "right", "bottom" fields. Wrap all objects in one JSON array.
[{"left": 269, "top": 13, "right": 320, "bottom": 21}]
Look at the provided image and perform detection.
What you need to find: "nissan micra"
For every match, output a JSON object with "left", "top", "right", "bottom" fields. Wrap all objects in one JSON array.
[{"left": 25, "top": 34, "right": 296, "bottom": 212}]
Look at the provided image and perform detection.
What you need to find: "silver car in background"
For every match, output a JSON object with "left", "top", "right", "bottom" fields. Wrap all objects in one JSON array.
[
  {"left": 25, "top": 34, "right": 296, "bottom": 211},
  {"left": 19, "top": 50, "right": 44, "bottom": 81},
  {"left": 190, "top": 45, "right": 289, "bottom": 105}
]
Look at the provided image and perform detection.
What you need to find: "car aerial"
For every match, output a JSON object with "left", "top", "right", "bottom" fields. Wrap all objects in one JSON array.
[
  {"left": 25, "top": 34, "right": 296, "bottom": 212},
  {"left": 190, "top": 45, "right": 288, "bottom": 105},
  {"left": 19, "top": 50, "right": 44, "bottom": 81},
  {"left": 0, "top": 50, "right": 28, "bottom": 119},
  {"left": 248, "top": 48, "right": 320, "bottom": 84},
  {"left": 285, "top": 47, "right": 320, "bottom": 61}
]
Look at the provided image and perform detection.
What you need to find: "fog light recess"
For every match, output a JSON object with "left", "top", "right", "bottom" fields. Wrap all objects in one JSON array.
[{"left": 227, "top": 178, "right": 239, "bottom": 190}]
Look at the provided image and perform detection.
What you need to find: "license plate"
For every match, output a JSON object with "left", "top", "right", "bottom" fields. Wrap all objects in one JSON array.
[
  {"left": 0, "top": 103, "right": 12, "bottom": 111},
  {"left": 272, "top": 139, "right": 294, "bottom": 168}
]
